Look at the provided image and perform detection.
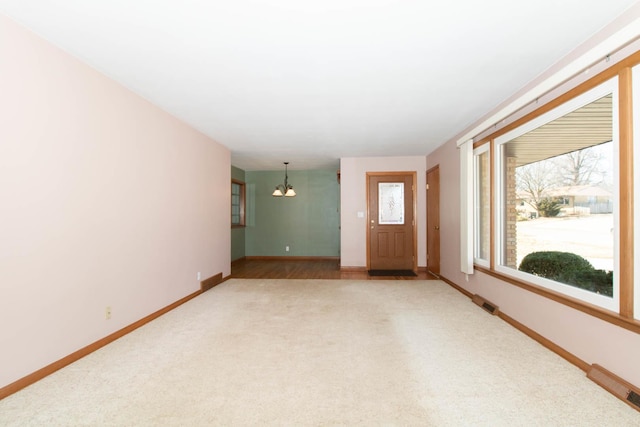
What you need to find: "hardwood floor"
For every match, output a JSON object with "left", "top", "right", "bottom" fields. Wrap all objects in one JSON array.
[{"left": 231, "top": 258, "right": 437, "bottom": 280}]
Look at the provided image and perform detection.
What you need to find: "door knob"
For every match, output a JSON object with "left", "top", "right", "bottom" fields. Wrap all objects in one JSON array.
[{"left": 435, "top": 226, "right": 440, "bottom": 230}]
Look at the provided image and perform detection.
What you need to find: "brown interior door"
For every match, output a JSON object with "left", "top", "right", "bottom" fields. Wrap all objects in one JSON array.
[
  {"left": 427, "top": 166, "right": 440, "bottom": 276},
  {"left": 367, "top": 172, "right": 416, "bottom": 271}
]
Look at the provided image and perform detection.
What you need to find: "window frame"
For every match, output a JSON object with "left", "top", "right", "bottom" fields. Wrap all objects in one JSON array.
[
  {"left": 634, "top": 64, "right": 640, "bottom": 321},
  {"left": 493, "top": 78, "right": 619, "bottom": 312},
  {"left": 468, "top": 50, "right": 640, "bottom": 333},
  {"left": 231, "top": 179, "right": 246, "bottom": 228}
]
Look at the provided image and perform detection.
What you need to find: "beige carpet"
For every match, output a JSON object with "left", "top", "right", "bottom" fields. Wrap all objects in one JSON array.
[{"left": 1, "top": 279, "right": 637, "bottom": 426}]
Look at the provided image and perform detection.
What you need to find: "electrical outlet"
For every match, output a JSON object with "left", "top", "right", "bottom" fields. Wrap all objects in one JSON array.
[
  {"left": 197, "top": 272, "right": 201, "bottom": 281},
  {"left": 105, "top": 306, "right": 111, "bottom": 320},
  {"left": 285, "top": 246, "right": 290, "bottom": 252}
]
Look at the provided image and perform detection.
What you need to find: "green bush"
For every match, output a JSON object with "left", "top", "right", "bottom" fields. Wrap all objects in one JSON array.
[
  {"left": 535, "top": 198, "right": 561, "bottom": 217},
  {"left": 519, "top": 251, "right": 592, "bottom": 278},
  {"left": 559, "top": 269, "right": 613, "bottom": 297},
  {"left": 519, "top": 251, "right": 612, "bottom": 296}
]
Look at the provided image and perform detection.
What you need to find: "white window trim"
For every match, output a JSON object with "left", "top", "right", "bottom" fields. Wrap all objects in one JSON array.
[
  {"left": 494, "top": 78, "right": 620, "bottom": 312},
  {"left": 473, "top": 143, "right": 490, "bottom": 268}
]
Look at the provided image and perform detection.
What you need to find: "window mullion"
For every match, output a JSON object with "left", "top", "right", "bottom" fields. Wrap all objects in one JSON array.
[{"left": 619, "top": 67, "right": 634, "bottom": 318}]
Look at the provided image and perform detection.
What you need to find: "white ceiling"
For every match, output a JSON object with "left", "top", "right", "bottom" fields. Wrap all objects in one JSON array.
[{"left": 1, "top": 1, "right": 638, "bottom": 170}]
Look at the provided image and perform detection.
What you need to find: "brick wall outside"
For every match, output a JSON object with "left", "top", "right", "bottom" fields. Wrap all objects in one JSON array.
[
  {"left": 505, "top": 156, "right": 517, "bottom": 268},
  {"left": 478, "top": 151, "right": 491, "bottom": 260}
]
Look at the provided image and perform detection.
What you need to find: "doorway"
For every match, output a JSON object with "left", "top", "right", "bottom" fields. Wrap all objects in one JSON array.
[
  {"left": 427, "top": 166, "right": 440, "bottom": 276},
  {"left": 366, "top": 172, "right": 417, "bottom": 271}
]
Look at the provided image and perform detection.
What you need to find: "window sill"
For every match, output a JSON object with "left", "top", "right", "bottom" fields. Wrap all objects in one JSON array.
[{"left": 474, "top": 265, "right": 640, "bottom": 335}]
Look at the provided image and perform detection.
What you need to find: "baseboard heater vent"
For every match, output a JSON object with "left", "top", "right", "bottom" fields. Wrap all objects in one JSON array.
[
  {"left": 472, "top": 294, "right": 499, "bottom": 315},
  {"left": 588, "top": 364, "right": 640, "bottom": 412}
]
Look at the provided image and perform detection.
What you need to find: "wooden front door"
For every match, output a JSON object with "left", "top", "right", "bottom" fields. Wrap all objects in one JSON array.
[
  {"left": 367, "top": 172, "right": 416, "bottom": 271},
  {"left": 427, "top": 166, "right": 440, "bottom": 276}
]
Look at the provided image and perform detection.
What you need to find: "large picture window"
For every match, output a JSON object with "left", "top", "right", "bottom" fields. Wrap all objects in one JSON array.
[{"left": 494, "top": 79, "right": 618, "bottom": 311}]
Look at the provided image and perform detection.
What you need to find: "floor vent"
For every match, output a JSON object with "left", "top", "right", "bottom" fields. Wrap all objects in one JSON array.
[
  {"left": 472, "top": 294, "right": 499, "bottom": 315},
  {"left": 588, "top": 364, "right": 640, "bottom": 412},
  {"left": 628, "top": 391, "right": 640, "bottom": 407}
]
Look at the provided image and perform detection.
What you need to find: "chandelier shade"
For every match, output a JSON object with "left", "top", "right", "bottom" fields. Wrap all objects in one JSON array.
[{"left": 272, "top": 162, "right": 296, "bottom": 197}]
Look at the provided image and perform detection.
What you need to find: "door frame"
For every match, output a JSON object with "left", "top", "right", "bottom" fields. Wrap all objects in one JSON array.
[
  {"left": 366, "top": 171, "right": 418, "bottom": 271},
  {"left": 426, "top": 165, "right": 440, "bottom": 276}
]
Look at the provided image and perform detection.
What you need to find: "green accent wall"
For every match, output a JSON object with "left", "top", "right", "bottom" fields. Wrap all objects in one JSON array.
[
  {"left": 245, "top": 169, "right": 340, "bottom": 257},
  {"left": 231, "top": 165, "right": 246, "bottom": 261}
]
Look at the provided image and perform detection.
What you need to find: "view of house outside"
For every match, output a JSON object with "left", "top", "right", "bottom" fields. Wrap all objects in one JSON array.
[{"left": 513, "top": 141, "right": 614, "bottom": 296}]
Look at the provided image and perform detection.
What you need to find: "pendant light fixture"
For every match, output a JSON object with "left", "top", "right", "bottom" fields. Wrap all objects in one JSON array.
[{"left": 272, "top": 162, "right": 296, "bottom": 197}]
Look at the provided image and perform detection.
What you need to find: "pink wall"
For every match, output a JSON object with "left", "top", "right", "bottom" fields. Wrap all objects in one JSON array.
[
  {"left": 340, "top": 156, "right": 427, "bottom": 268},
  {"left": 0, "top": 15, "right": 230, "bottom": 388},
  {"left": 426, "top": 107, "right": 640, "bottom": 388}
]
